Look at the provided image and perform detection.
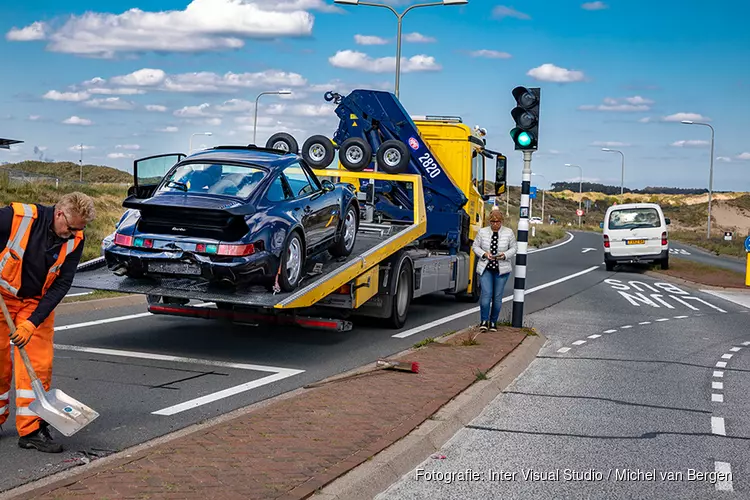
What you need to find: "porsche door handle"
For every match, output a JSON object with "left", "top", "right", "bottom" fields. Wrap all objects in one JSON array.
[{"left": 304, "top": 206, "right": 312, "bottom": 213}]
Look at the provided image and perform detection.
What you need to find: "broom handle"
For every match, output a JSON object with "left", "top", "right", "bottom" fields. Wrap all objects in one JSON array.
[{"left": 0, "top": 294, "right": 41, "bottom": 382}]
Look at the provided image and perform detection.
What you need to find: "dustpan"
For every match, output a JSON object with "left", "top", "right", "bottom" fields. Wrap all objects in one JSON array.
[{"left": 0, "top": 294, "right": 99, "bottom": 437}]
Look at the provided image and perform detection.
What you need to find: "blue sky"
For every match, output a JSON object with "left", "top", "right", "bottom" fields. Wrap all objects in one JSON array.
[{"left": 1, "top": 0, "right": 749, "bottom": 191}]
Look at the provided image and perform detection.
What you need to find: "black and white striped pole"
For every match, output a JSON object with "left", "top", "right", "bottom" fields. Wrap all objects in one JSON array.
[{"left": 508, "top": 86, "right": 540, "bottom": 328}]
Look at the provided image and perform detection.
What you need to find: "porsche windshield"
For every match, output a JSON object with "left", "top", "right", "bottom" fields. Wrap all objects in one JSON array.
[{"left": 157, "top": 163, "right": 266, "bottom": 198}]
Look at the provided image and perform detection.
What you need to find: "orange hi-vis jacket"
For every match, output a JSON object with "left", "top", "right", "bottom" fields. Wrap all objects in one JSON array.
[{"left": 0, "top": 202, "right": 83, "bottom": 297}]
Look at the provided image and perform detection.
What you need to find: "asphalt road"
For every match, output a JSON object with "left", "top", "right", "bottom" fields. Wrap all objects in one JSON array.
[
  {"left": 378, "top": 261, "right": 750, "bottom": 498},
  {"left": 0, "top": 230, "right": 611, "bottom": 493},
  {"left": 670, "top": 241, "right": 747, "bottom": 275}
]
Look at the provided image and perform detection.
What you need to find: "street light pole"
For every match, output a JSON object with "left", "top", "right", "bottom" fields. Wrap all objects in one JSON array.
[
  {"left": 565, "top": 164, "right": 583, "bottom": 226},
  {"left": 189, "top": 132, "right": 213, "bottom": 155},
  {"left": 532, "top": 172, "right": 546, "bottom": 223},
  {"left": 79, "top": 143, "right": 83, "bottom": 182},
  {"left": 681, "top": 120, "right": 715, "bottom": 239},
  {"left": 334, "top": 0, "right": 468, "bottom": 99},
  {"left": 601, "top": 148, "right": 624, "bottom": 195},
  {"left": 253, "top": 90, "right": 292, "bottom": 145}
]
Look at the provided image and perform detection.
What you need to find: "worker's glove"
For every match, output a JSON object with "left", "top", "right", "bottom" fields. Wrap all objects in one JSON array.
[{"left": 10, "top": 320, "right": 35, "bottom": 348}]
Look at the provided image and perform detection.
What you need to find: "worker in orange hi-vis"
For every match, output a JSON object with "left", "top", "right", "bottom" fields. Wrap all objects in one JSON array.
[{"left": 0, "top": 192, "right": 95, "bottom": 453}]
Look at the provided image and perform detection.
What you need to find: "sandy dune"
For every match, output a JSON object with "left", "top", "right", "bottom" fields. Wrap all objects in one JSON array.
[{"left": 713, "top": 203, "right": 750, "bottom": 235}]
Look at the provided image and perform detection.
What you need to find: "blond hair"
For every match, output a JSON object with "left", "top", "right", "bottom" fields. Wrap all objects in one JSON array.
[
  {"left": 58, "top": 192, "right": 96, "bottom": 224},
  {"left": 489, "top": 208, "right": 503, "bottom": 222}
]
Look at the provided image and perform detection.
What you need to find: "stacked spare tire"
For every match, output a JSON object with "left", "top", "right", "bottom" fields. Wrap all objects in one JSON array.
[{"left": 264, "top": 132, "right": 411, "bottom": 174}]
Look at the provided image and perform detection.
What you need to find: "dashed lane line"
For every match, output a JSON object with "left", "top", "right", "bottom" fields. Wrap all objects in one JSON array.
[
  {"left": 714, "top": 462, "right": 733, "bottom": 492},
  {"left": 711, "top": 417, "right": 726, "bottom": 436}
]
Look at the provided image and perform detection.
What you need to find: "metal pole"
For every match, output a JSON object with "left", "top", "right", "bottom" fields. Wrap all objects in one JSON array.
[
  {"left": 512, "top": 150, "right": 533, "bottom": 328},
  {"left": 79, "top": 144, "right": 83, "bottom": 182},
  {"left": 506, "top": 184, "right": 509, "bottom": 216},
  {"left": 253, "top": 93, "right": 262, "bottom": 145},
  {"left": 578, "top": 174, "right": 582, "bottom": 226},
  {"left": 620, "top": 152, "right": 625, "bottom": 195},
  {"left": 707, "top": 125, "right": 715, "bottom": 239},
  {"left": 395, "top": 14, "right": 403, "bottom": 98},
  {"left": 542, "top": 188, "right": 545, "bottom": 223}
]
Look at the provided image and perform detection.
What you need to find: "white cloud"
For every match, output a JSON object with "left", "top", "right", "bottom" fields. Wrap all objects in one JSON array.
[
  {"left": 28, "top": 115, "right": 41, "bottom": 121},
  {"left": 527, "top": 63, "right": 585, "bottom": 83},
  {"left": 582, "top": 1, "right": 608, "bottom": 10},
  {"left": 579, "top": 96, "right": 653, "bottom": 112},
  {"left": 404, "top": 32, "right": 436, "bottom": 43},
  {"left": 107, "top": 152, "right": 135, "bottom": 159},
  {"left": 638, "top": 117, "right": 653, "bottom": 123},
  {"left": 174, "top": 103, "right": 219, "bottom": 118},
  {"left": 469, "top": 49, "right": 511, "bottom": 59},
  {"left": 157, "top": 126, "right": 179, "bottom": 132},
  {"left": 736, "top": 152, "right": 750, "bottom": 160},
  {"left": 671, "top": 140, "right": 710, "bottom": 148},
  {"left": 354, "top": 35, "right": 389, "bottom": 45},
  {"left": 111, "top": 68, "right": 167, "bottom": 87},
  {"left": 592, "top": 141, "right": 630, "bottom": 147},
  {"left": 492, "top": 6, "right": 531, "bottom": 20},
  {"left": 43, "top": 90, "right": 91, "bottom": 102},
  {"left": 62, "top": 116, "right": 93, "bottom": 126},
  {"left": 329, "top": 50, "right": 441, "bottom": 73},
  {"left": 6, "top": 21, "right": 48, "bottom": 41},
  {"left": 146, "top": 104, "right": 168, "bottom": 112},
  {"left": 215, "top": 99, "right": 256, "bottom": 113},
  {"left": 83, "top": 97, "right": 136, "bottom": 110},
  {"left": 116, "top": 144, "right": 141, "bottom": 150},
  {"left": 68, "top": 144, "right": 95, "bottom": 152},
  {"left": 716, "top": 157, "right": 732, "bottom": 163},
  {"left": 662, "top": 112, "right": 711, "bottom": 122},
  {"left": 266, "top": 103, "right": 333, "bottom": 117},
  {"left": 13, "top": 0, "right": 319, "bottom": 58},
  {"left": 105, "top": 68, "right": 306, "bottom": 93}
]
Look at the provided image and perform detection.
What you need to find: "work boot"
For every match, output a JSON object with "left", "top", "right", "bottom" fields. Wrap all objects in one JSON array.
[{"left": 18, "top": 421, "right": 63, "bottom": 453}]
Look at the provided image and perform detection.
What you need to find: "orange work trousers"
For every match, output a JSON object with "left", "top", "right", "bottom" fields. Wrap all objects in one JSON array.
[{"left": 0, "top": 290, "right": 55, "bottom": 437}]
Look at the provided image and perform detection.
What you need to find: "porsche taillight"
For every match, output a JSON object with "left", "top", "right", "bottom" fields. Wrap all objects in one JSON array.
[
  {"left": 114, "top": 233, "right": 133, "bottom": 247},
  {"left": 603, "top": 235, "right": 610, "bottom": 248},
  {"left": 217, "top": 243, "right": 255, "bottom": 256}
]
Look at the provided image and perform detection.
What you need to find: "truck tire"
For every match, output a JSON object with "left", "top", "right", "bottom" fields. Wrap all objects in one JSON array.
[
  {"left": 376, "top": 140, "right": 410, "bottom": 174},
  {"left": 340, "top": 137, "right": 372, "bottom": 171},
  {"left": 386, "top": 254, "right": 413, "bottom": 329},
  {"left": 266, "top": 133, "right": 299, "bottom": 154},
  {"left": 302, "top": 135, "right": 335, "bottom": 168}
]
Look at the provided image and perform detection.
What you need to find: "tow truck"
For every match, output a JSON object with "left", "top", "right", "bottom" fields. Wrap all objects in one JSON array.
[{"left": 72, "top": 89, "right": 507, "bottom": 332}]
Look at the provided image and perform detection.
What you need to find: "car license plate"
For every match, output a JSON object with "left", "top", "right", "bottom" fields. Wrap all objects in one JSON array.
[
  {"left": 148, "top": 261, "right": 201, "bottom": 275},
  {"left": 626, "top": 239, "right": 646, "bottom": 245}
]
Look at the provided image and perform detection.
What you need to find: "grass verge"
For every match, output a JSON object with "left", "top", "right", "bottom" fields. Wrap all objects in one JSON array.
[
  {"left": 670, "top": 230, "right": 747, "bottom": 259},
  {"left": 653, "top": 257, "right": 748, "bottom": 289},
  {"left": 62, "top": 290, "right": 128, "bottom": 303}
]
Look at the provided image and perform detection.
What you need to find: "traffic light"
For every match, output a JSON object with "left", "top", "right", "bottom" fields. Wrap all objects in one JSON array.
[{"left": 510, "top": 86, "right": 540, "bottom": 151}]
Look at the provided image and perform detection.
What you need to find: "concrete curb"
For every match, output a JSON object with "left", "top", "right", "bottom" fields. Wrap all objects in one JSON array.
[
  {"left": 313, "top": 331, "right": 546, "bottom": 500},
  {"left": 644, "top": 269, "right": 747, "bottom": 291}
]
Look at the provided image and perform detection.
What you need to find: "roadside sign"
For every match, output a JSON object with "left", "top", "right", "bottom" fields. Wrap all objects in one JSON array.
[
  {"left": 744, "top": 235, "right": 750, "bottom": 253},
  {"left": 576, "top": 209, "right": 584, "bottom": 217},
  {"left": 585, "top": 199, "right": 591, "bottom": 210},
  {"left": 529, "top": 186, "right": 537, "bottom": 199},
  {"left": 724, "top": 231, "right": 733, "bottom": 241}
]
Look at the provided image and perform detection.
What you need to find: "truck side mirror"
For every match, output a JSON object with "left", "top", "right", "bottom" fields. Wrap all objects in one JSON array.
[{"left": 495, "top": 155, "right": 507, "bottom": 196}]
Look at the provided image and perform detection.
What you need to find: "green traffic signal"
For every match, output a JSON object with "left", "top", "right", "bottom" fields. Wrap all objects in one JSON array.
[
  {"left": 510, "top": 127, "right": 536, "bottom": 149},
  {"left": 517, "top": 132, "right": 532, "bottom": 147},
  {"left": 510, "top": 86, "right": 541, "bottom": 151}
]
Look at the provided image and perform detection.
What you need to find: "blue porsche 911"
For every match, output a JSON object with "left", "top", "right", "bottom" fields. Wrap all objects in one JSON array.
[{"left": 104, "top": 145, "right": 360, "bottom": 292}]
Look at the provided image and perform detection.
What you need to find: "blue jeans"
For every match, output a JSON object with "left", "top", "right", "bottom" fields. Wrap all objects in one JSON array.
[{"left": 479, "top": 269, "right": 510, "bottom": 323}]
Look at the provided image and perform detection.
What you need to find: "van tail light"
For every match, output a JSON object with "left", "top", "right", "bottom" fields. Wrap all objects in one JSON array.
[
  {"left": 662, "top": 232, "right": 668, "bottom": 245},
  {"left": 603, "top": 235, "right": 610, "bottom": 248}
]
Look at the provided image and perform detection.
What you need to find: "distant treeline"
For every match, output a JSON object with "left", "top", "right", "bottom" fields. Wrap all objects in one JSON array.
[{"left": 549, "top": 182, "right": 710, "bottom": 195}]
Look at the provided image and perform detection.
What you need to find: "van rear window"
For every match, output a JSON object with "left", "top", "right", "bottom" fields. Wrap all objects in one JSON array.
[{"left": 608, "top": 208, "right": 661, "bottom": 230}]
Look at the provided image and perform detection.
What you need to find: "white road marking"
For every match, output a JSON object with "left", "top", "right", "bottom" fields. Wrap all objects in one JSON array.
[
  {"left": 714, "top": 461, "right": 733, "bottom": 492},
  {"left": 581, "top": 248, "right": 596, "bottom": 253},
  {"left": 713, "top": 371, "right": 724, "bottom": 378},
  {"left": 730, "top": 347, "right": 742, "bottom": 352},
  {"left": 711, "top": 417, "right": 726, "bottom": 436},
  {"left": 639, "top": 321, "right": 651, "bottom": 325},
  {"left": 393, "top": 265, "right": 600, "bottom": 339},
  {"left": 743, "top": 341, "right": 750, "bottom": 346},
  {"left": 572, "top": 340, "right": 586, "bottom": 346},
  {"left": 656, "top": 318, "right": 670, "bottom": 322},
  {"left": 722, "top": 354, "right": 734, "bottom": 360},
  {"left": 700, "top": 290, "right": 750, "bottom": 309},
  {"left": 54, "top": 344, "right": 305, "bottom": 416},
  {"left": 65, "top": 292, "right": 93, "bottom": 298},
  {"left": 674, "top": 315, "right": 689, "bottom": 319},
  {"left": 712, "top": 382, "right": 724, "bottom": 390},
  {"left": 712, "top": 394, "right": 724, "bottom": 403},
  {"left": 604, "top": 329, "right": 617, "bottom": 334},
  {"left": 716, "top": 361, "right": 727, "bottom": 368},
  {"left": 620, "top": 325, "right": 633, "bottom": 329},
  {"left": 55, "top": 313, "right": 153, "bottom": 331},
  {"left": 557, "top": 347, "right": 571, "bottom": 353},
  {"left": 528, "top": 231, "right": 575, "bottom": 254},
  {"left": 588, "top": 334, "right": 601, "bottom": 339}
]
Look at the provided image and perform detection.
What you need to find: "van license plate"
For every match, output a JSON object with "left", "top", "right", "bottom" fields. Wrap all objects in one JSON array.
[
  {"left": 148, "top": 262, "right": 201, "bottom": 275},
  {"left": 626, "top": 239, "right": 646, "bottom": 245}
]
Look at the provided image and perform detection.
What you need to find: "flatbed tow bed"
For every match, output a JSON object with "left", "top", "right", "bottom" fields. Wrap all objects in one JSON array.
[{"left": 74, "top": 171, "right": 427, "bottom": 332}]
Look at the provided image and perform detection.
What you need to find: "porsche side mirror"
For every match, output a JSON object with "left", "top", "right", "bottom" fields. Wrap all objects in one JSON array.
[{"left": 322, "top": 180, "right": 335, "bottom": 192}]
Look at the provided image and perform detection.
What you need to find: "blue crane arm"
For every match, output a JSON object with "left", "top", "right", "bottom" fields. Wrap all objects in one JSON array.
[{"left": 329, "top": 89, "right": 468, "bottom": 211}]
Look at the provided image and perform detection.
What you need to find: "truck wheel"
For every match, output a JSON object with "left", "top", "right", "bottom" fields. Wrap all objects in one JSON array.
[
  {"left": 386, "top": 256, "right": 413, "bottom": 329},
  {"left": 266, "top": 133, "right": 299, "bottom": 154},
  {"left": 340, "top": 137, "right": 372, "bottom": 171},
  {"left": 329, "top": 203, "right": 358, "bottom": 257},
  {"left": 376, "top": 140, "right": 410, "bottom": 174},
  {"left": 279, "top": 232, "right": 305, "bottom": 292},
  {"left": 302, "top": 135, "right": 335, "bottom": 167}
]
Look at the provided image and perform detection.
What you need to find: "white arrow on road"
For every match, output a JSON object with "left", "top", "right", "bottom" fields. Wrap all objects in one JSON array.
[{"left": 582, "top": 248, "right": 597, "bottom": 253}]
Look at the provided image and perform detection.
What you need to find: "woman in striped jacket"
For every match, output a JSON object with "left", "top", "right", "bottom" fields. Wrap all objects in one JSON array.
[{"left": 471, "top": 208, "right": 517, "bottom": 331}]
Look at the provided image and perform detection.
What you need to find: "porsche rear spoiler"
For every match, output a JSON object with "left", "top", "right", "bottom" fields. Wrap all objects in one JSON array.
[{"left": 122, "top": 195, "right": 257, "bottom": 217}]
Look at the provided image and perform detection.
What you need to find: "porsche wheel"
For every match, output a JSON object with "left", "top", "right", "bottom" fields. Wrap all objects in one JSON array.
[
  {"left": 339, "top": 137, "right": 372, "bottom": 171},
  {"left": 266, "top": 133, "right": 298, "bottom": 154},
  {"left": 330, "top": 203, "right": 358, "bottom": 257},
  {"left": 376, "top": 140, "right": 410, "bottom": 174},
  {"left": 301, "top": 135, "right": 335, "bottom": 168},
  {"left": 279, "top": 232, "right": 304, "bottom": 292}
]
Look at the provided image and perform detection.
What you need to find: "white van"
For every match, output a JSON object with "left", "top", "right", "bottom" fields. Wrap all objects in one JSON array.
[{"left": 602, "top": 202, "right": 670, "bottom": 271}]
